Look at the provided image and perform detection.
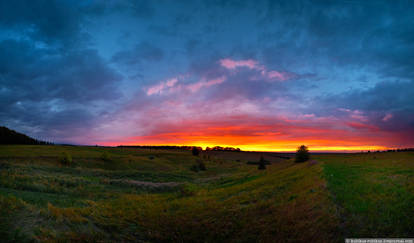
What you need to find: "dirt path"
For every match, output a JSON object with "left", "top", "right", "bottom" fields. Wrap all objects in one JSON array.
[
  {"left": 307, "top": 159, "right": 319, "bottom": 166},
  {"left": 110, "top": 179, "right": 181, "bottom": 188}
]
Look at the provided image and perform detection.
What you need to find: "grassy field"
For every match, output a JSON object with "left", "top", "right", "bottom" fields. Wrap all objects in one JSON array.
[
  {"left": 0, "top": 145, "right": 412, "bottom": 242},
  {"left": 320, "top": 152, "right": 414, "bottom": 238}
]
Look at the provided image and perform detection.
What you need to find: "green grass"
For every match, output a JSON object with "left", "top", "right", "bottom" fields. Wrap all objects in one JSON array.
[
  {"left": 319, "top": 152, "right": 414, "bottom": 238},
  {"left": 0, "top": 145, "right": 413, "bottom": 242}
]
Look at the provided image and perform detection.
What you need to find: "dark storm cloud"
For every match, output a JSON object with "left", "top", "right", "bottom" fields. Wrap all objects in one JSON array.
[
  {"left": 321, "top": 80, "right": 414, "bottom": 130},
  {"left": 0, "top": 0, "right": 154, "bottom": 47},
  {"left": 0, "top": 0, "right": 87, "bottom": 46},
  {"left": 0, "top": 0, "right": 152, "bottom": 142},
  {"left": 0, "top": 39, "right": 122, "bottom": 103},
  {"left": 2, "top": 101, "right": 96, "bottom": 143},
  {"left": 0, "top": 0, "right": 140, "bottom": 142},
  {"left": 337, "top": 81, "right": 414, "bottom": 112},
  {"left": 0, "top": 38, "right": 123, "bottom": 142},
  {"left": 86, "top": 0, "right": 155, "bottom": 18},
  {"left": 260, "top": 0, "right": 414, "bottom": 71}
]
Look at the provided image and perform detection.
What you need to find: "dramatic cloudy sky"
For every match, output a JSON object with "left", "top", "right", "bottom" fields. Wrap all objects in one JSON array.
[{"left": 1, "top": 0, "right": 413, "bottom": 151}]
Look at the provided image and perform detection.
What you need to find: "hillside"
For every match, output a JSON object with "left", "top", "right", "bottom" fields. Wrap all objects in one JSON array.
[
  {"left": 0, "top": 126, "right": 50, "bottom": 145},
  {"left": 0, "top": 145, "right": 412, "bottom": 242}
]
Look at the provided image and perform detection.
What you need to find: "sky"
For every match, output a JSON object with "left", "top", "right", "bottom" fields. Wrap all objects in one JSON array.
[{"left": 0, "top": 0, "right": 413, "bottom": 151}]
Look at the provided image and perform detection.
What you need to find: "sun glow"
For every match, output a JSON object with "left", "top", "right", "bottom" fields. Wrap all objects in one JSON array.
[{"left": 101, "top": 138, "right": 390, "bottom": 152}]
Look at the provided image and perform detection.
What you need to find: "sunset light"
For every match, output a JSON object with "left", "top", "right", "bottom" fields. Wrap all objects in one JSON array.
[
  {"left": 1, "top": 1, "right": 414, "bottom": 241},
  {"left": 1, "top": 1, "right": 413, "bottom": 151}
]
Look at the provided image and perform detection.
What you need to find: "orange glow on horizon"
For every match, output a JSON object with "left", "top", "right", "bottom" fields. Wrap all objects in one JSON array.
[
  {"left": 96, "top": 119, "right": 407, "bottom": 152},
  {"left": 101, "top": 138, "right": 391, "bottom": 152}
]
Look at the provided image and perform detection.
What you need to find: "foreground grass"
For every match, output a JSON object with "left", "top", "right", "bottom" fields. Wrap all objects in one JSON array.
[
  {"left": 318, "top": 152, "right": 414, "bottom": 238},
  {"left": 0, "top": 145, "right": 412, "bottom": 242}
]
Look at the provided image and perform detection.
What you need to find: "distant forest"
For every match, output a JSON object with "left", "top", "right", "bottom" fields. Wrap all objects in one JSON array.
[
  {"left": 0, "top": 126, "right": 52, "bottom": 145},
  {"left": 118, "top": 145, "right": 241, "bottom": 151},
  {"left": 381, "top": 148, "right": 414, "bottom": 152}
]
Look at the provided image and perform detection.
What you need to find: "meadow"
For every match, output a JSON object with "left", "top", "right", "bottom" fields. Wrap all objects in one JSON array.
[{"left": 0, "top": 145, "right": 412, "bottom": 242}]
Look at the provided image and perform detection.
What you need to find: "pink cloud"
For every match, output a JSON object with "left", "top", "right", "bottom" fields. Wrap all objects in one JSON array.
[
  {"left": 146, "top": 83, "right": 164, "bottom": 96},
  {"left": 220, "top": 58, "right": 258, "bottom": 69},
  {"left": 301, "top": 114, "right": 316, "bottom": 119},
  {"left": 382, "top": 113, "right": 393, "bottom": 122},
  {"left": 346, "top": 121, "right": 379, "bottom": 131},
  {"left": 146, "top": 78, "right": 178, "bottom": 95},
  {"left": 266, "top": 70, "right": 291, "bottom": 81},
  {"left": 220, "top": 58, "right": 293, "bottom": 81},
  {"left": 187, "top": 76, "right": 226, "bottom": 92},
  {"left": 338, "top": 108, "right": 368, "bottom": 122},
  {"left": 146, "top": 76, "right": 225, "bottom": 96},
  {"left": 166, "top": 78, "right": 178, "bottom": 87}
]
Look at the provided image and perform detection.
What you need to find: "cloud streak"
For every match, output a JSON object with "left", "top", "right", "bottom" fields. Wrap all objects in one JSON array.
[{"left": 220, "top": 58, "right": 294, "bottom": 81}]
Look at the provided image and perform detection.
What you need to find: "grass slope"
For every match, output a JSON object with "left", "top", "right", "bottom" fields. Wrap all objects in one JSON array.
[
  {"left": 0, "top": 126, "right": 49, "bottom": 145},
  {"left": 0, "top": 145, "right": 412, "bottom": 242},
  {"left": 319, "top": 152, "right": 414, "bottom": 238}
]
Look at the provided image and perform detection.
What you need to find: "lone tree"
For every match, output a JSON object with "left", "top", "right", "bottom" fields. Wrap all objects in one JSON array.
[
  {"left": 295, "top": 145, "right": 310, "bottom": 162},
  {"left": 258, "top": 155, "right": 266, "bottom": 170},
  {"left": 192, "top": 147, "right": 200, "bottom": 156}
]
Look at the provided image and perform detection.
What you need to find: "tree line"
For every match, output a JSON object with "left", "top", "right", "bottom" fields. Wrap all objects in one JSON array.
[
  {"left": 205, "top": 146, "right": 241, "bottom": 152},
  {"left": 368, "top": 148, "right": 414, "bottom": 153},
  {"left": 118, "top": 145, "right": 242, "bottom": 152},
  {"left": 0, "top": 126, "right": 52, "bottom": 145}
]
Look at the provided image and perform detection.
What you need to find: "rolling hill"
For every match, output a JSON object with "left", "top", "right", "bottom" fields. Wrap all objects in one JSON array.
[{"left": 0, "top": 126, "right": 50, "bottom": 145}]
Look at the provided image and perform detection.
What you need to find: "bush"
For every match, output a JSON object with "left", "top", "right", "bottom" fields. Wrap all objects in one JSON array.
[
  {"left": 190, "top": 164, "right": 199, "bottom": 172},
  {"left": 258, "top": 155, "right": 266, "bottom": 170},
  {"left": 101, "top": 151, "right": 111, "bottom": 161},
  {"left": 198, "top": 160, "right": 206, "bottom": 171},
  {"left": 192, "top": 147, "right": 200, "bottom": 156},
  {"left": 295, "top": 145, "right": 310, "bottom": 162},
  {"left": 178, "top": 184, "right": 197, "bottom": 197},
  {"left": 61, "top": 152, "right": 72, "bottom": 166},
  {"left": 190, "top": 160, "right": 207, "bottom": 172}
]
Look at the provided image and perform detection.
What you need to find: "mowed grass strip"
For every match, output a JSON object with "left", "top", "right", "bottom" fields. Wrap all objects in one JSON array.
[
  {"left": 72, "top": 161, "right": 340, "bottom": 242},
  {"left": 319, "top": 152, "right": 414, "bottom": 238}
]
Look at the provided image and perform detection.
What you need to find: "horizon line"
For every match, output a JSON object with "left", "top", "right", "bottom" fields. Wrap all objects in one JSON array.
[{"left": 45, "top": 143, "right": 412, "bottom": 154}]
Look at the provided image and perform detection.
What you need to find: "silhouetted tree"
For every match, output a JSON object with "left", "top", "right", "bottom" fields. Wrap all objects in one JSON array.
[
  {"left": 295, "top": 145, "right": 310, "bottom": 162},
  {"left": 192, "top": 147, "right": 200, "bottom": 156}
]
